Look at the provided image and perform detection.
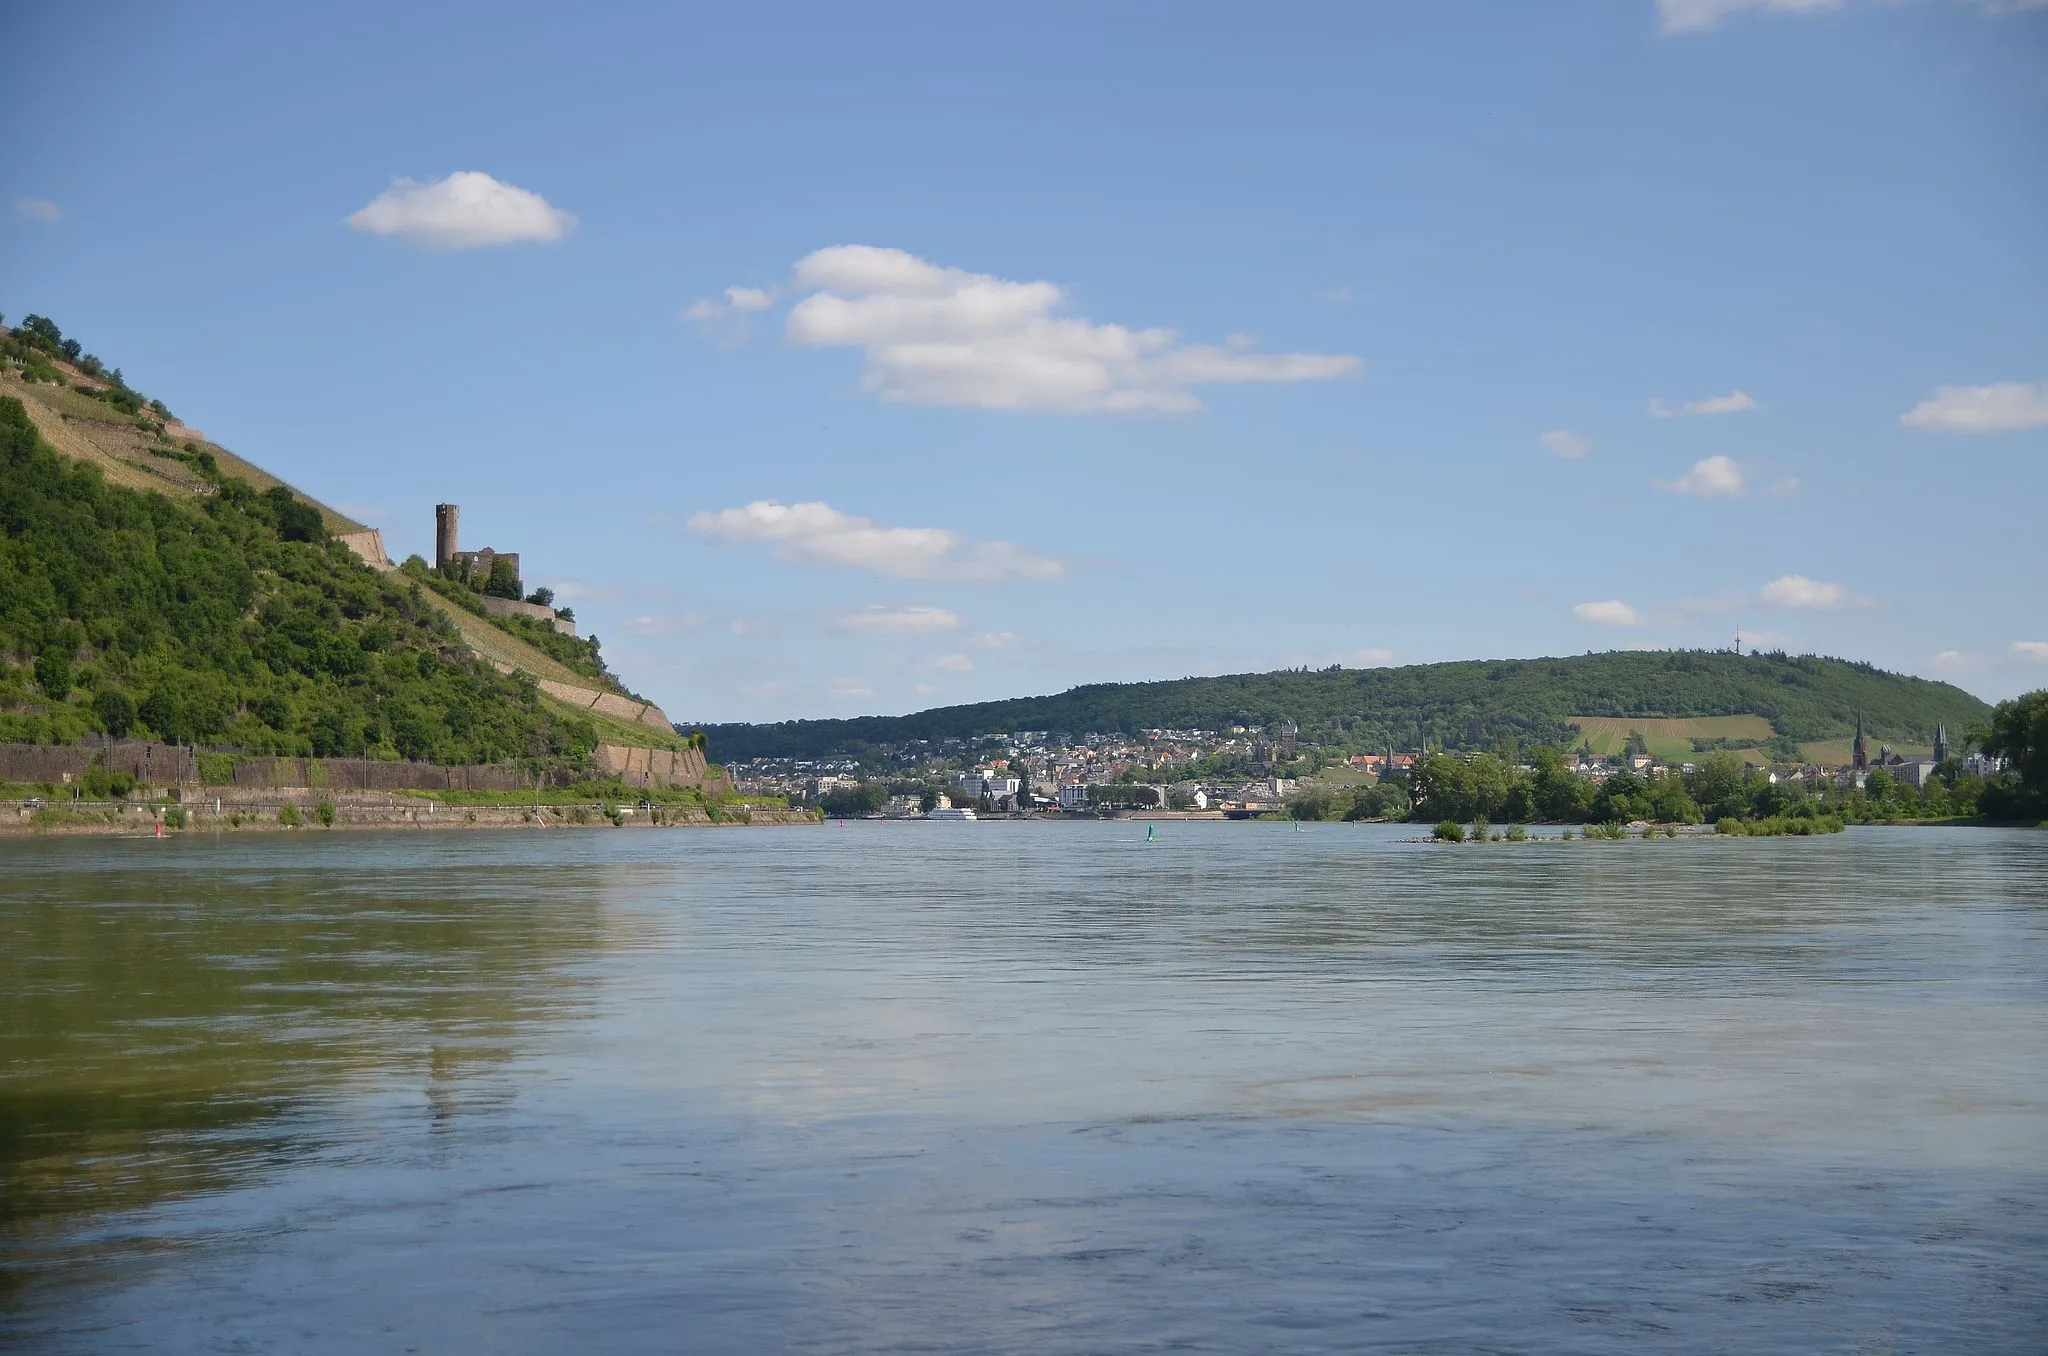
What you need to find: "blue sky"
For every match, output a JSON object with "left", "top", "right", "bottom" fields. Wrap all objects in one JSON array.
[{"left": 5, "top": 0, "right": 2045, "bottom": 720}]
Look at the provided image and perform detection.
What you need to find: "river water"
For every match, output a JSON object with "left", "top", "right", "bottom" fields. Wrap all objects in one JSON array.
[{"left": 2, "top": 823, "right": 2043, "bottom": 1353}]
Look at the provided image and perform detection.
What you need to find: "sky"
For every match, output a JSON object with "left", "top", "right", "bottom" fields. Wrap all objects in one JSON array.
[{"left": 3, "top": 0, "right": 2045, "bottom": 721}]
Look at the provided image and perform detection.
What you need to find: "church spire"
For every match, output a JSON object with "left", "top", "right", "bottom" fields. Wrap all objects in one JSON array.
[
  {"left": 1933, "top": 724, "right": 1949, "bottom": 765},
  {"left": 1852, "top": 712, "right": 1868, "bottom": 773}
]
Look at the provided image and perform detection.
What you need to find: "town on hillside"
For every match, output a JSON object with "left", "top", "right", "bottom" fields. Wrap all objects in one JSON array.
[{"left": 728, "top": 715, "right": 2008, "bottom": 821}]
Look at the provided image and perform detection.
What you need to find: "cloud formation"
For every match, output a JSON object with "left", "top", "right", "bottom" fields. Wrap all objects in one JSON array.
[
  {"left": 755, "top": 245, "right": 1359, "bottom": 412},
  {"left": 928, "top": 653, "right": 974, "bottom": 672},
  {"left": 685, "top": 499, "right": 1066, "bottom": 582},
  {"left": 1649, "top": 390, "right": 1759, "bottom": 418},
  {"left": 831, "top": 606, "right": 962, "bottom": 636},
  {"left": 1662, "top": 455, "right": 1747, "bottom": 497},
  {"left": 1654, "top": 0, "right": 1840, "bottom": 34},
  {"left": 1574, "top": 600, "right": 1643, "bottom": 626},
  {"left": 345, "top": 172, "right": 576, "bottom": 250},
  {"left": 1540, "top": 429, "right": 1592, "bottom": 460},
  {"left": 1758, "top": 574, "right": 1852, "bottom": 609},
  {"left": 14, "top": 197, "right": 61, "bottom": 222},
  {"left": 2014, "top": 641, "right": 2048, "bottom": 664},
  {"left": 971, "top": 631, "right": 1021, "bottom": 649},
  {"left": 1900, "top": 381, "right": 2048, "bottom": 433}
]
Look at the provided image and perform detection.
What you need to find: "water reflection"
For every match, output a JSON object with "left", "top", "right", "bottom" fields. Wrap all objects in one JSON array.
[
  {"left": 2, "top": 824, "right": 2044, "bottom": 1352},
  {"left": 0, "top": 837, "right": 619, "bottom": 1298}
]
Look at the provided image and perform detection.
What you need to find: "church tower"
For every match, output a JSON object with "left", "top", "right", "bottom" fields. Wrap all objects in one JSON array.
[
  {"left": 1852, "top": 713, "right": 1868, "bottom": 773},
  {"left": 1933, "top": 724, "right": 1949, "bottom": 765}
]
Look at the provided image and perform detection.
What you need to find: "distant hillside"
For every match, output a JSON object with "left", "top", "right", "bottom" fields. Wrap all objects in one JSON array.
[
  {"left": 694, "top": 651, "right": 1991, "bottom": 762},
  {"left": 0, "top": 315, "right": 686, "bottom": 767}
]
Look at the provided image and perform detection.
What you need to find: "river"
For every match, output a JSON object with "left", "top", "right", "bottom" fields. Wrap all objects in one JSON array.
[{"left": 2, "top": 823, "right": 2043, "bottom": 1353}]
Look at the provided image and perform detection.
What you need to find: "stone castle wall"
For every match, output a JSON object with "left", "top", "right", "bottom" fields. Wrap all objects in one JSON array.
[
  {"left": 481, "top": 594, "right": 577, "bottom": 636},
  {"left": 535, "top": 679, "right": 674, "bottom": 733}
]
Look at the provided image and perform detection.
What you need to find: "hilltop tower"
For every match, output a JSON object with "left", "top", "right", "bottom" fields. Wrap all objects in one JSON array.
[
  {"left": 1852, "top": 713, "right": 1868, "bottom": 773},
  {"left": 1933, "top": 724, "right": 1950, "bottom": 765},
  {"left": 435, "top": 504, "right": 460, "bottom": 570}
]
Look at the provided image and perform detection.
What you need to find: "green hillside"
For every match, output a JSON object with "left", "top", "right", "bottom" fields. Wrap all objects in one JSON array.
[
  {"left": 696, "top": 651, "right": 1991, "bottom": 762},
  {"left": 0, "top": 314, "right": 671, "bottom": 769}
]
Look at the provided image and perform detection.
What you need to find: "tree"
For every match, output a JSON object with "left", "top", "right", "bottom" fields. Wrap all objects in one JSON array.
[
  {"left": 1976, "top": 690, "right": 2048, "bottom": 797},
  {"left": 34, "top": 648, "right": 71, "bottom": 701},
  {"left": 485, "top": 555, "right": 522, "bottom": 600},
  {"left": 526, "top": 586, "right": 555, "bottom": 607},
  {"left": 94, "top": 688, "right": 136, "bottom": 738}
]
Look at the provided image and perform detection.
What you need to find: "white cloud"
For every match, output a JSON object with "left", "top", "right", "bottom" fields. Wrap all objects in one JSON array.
[
  {"left": 914, "top": 683, "right": 940, "bottom": 696},
  {"left": 1662, "top": 455, "right": 1747, "bottom": 498},
  {"left": 827, "top": 677, "right": 876, "bottom": 701},
  {"left": 1930, "top": 649, "right": 1986, "bottom": 672},
  {"left": 832, "top": 606, "right": 962, "bottom": 636},
  {"left": 1766, "top": 476, "right": 1803, "bottom": 498},
  {"left": 1655, "top": 0, "right": 1840, "bottom": 34},
  {"left": 685, "top": 499, "right": 1067, "bottom": 582},
  {"left": 345, "top": 172, "right": 576, "bottom": 250},
  {"left": 15, "top": 197, "right": 61, "bottom": 222},
  {"left": 778, "top": 244, "right": 1361, "bottom": 412},
  {"left": 1759, "top": 574, "right": 1850, "bottom": 609},
  {"left": 1900, "top": 381, "right": 2048, "bottom": 433},
  {"left": 684, "top": 285, "right": 774, "bottom": 323},
  {"left": 1649, "top": 390, "right": 1759, "bottom": 418},
  {"left": 1540, "top": 429, "right": 1592, "bottom": 460},
  {"left": 928, "top": 653, "right": 974, "bottom": 672},
  {"left": 1575, "top": 600, "right": 1643, "bottom": 626},
  {"left": 2014, "top": 641, "right": 2048, "bottom": 663},
  {"left": 971, "top": 631, "right": 1021, "bottom": 649}
]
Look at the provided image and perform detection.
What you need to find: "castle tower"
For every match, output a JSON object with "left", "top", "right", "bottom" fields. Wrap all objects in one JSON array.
[
  {"left": 1933, "top": 724, "right": 1949, "bottom": 765},
  {"left": 1852, "top": 713, "right": 1868, "bottom": 773},
  {"left": 435, "top": 504, "right": 460, "bottom": 570}
]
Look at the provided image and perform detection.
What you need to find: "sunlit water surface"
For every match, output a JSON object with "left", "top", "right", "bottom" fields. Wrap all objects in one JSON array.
[{"left": 2, "top": 823, "right": 2044, "bottom": 1353}]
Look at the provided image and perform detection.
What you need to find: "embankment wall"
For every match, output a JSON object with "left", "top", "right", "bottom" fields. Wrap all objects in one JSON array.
[{"left": 0, "top": 741, "right": 720, "bottom": 792}]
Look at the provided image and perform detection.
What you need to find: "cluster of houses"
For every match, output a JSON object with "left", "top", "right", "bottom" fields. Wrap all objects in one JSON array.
[{"left": 728, "top": 715, "right": 1997, "bottom": 814}]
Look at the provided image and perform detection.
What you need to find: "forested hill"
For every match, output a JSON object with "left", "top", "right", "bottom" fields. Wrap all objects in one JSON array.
[{"left": 694, "top": 651, "right": 1991, "bottom": 761}]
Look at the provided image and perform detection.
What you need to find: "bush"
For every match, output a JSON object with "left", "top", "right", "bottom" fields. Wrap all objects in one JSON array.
[
  {"left": 163, "top": 806, "right": 187, "bottom": 829},
  {"left": 277, "top": 803, "right": 302, "bottom": 827},
  {"left": 1506, "top": 824, "right": 1526, "bottom": 841},
  {"left": 315, "top": 799, "right": 335, "bottom": 827},
  {"left": 1433, "top": 820, "right": 1465, "bottom": 842}
]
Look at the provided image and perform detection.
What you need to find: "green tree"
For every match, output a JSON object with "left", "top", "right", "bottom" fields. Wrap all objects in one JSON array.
[
  {"left": 34, "top": 648, "right": 71, "bottom": 701},
  {"left": 1976, "top": 690, "right": 2048, "bottom": 797},
  {"left": 484, "top": 556, "right": 523, "bottom": 600},
  {"left": 93, "top": 687, "right": 136, "bottom": 737}
]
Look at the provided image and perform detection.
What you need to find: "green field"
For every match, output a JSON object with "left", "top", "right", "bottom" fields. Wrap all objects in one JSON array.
[{"left": 1569, "top": 714, "right": 1774, "bottom": 762}]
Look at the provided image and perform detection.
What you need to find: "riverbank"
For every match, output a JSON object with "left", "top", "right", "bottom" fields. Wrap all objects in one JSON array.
[{"left": 2, "top": 793, "right": 817, "bottom": 836}]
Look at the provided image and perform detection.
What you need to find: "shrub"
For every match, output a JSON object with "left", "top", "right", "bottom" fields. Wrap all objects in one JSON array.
[
  {"left": 315, "top": 799, "right": 335, "bottom": 827},
  {"left": 164, "top": 806, "right": 187, "bottom": 829},
  {"left": 277, "top": 803, "right": 302, "bottom": 827},
  {"left": 1561, "top": 826, "right": 1575, "bottom": 840},
  {"left": 1506, "top": 824, "right": 1526, "bottom": 841},
  {"left": 1470, "top": 816, "right": 1490, "bottom": 842},
  {"left": 1433, "top": 820, "right": 1465, "bottom": 842}
]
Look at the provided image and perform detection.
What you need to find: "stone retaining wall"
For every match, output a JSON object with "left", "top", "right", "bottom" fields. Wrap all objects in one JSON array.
[
  {"left": 535, "top": 679, "right": 673, "bottom": 733},
  {"left": 480, "top": 594, "right": 577, "bottom": 636},
  {"left": 0, "top": 741, "right": 719, "bottom": 793}
]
